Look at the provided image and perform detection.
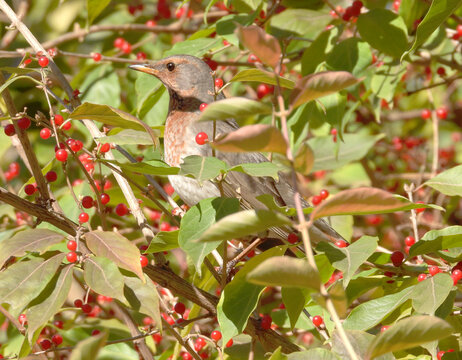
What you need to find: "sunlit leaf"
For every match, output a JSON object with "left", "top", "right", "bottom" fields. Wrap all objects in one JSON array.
[
  {"left": 212, "top": 124, "right": 287, "bottom": 155},
  {"left": 69, "top": 332, "right": 108, "bottom": 360},
  {"left": 423, "top": 164, "right": 462, "bottom": 196},
  {"left": 290, "top": 71, "right": 360, "bottom": 109},
  {"left": 85, "top": 231, "right": 144, "bottom": 281},
  {"left": 179, "top": 155, "right": 227, "bottom": 182},
  {"left": 146, "top": 230, "right": 179, "bottom": 253},
  {"left": 410, "top": 226, "right": 462, "bottom": 257},
  {"left": 411, "top": 273, "right": 453, "bottom": 315},
  {"left": 84, "top": 256, "right": 125, "bottom": 301},
  {"left": 230, "top": 69, "right": 294, "bottom": 89},
  {"left": 199, "top": 98, "right": 272, "bottom": 121},
  {"left": 87, "top": 0, "right": 111, "bottom": 25},
  {"left": 236, "top": 25, "right": 281, "bottom": 68},
  {"left": 294, "top": 143, "right": 314, "bottom": 175}
]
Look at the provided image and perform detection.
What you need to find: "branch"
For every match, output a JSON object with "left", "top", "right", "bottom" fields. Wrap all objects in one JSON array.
[{"left": 0, "top": 186, "right": 78, "bottom": 235}]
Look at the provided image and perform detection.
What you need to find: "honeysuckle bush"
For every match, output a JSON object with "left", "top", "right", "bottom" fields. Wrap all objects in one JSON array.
[{"left": 0, "top": 0, "right": 461, "bottom": 359}]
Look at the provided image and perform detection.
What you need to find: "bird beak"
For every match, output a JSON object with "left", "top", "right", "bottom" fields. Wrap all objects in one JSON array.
[{"left": 129, "top": 64, "right": 159, "bottom": 77}]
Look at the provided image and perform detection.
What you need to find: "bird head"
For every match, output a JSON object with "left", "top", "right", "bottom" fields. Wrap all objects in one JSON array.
[{"left": 129, "top": 55, "right": 216, "bottom": 106}]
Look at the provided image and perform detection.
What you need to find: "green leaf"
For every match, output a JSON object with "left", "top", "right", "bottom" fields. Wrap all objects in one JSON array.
[
  {"left": 269, "top": 9, "right": 331, "bottom": 36},
  {"left": 85, "top": 231, "right": 144, "bottom": 281},
  {"left": 101, "top": 159, "right": 179, "bottom": 176},
  {"left": 370, "top": 64, "right": 404, "bottom": 103},
  {"left": 316, "top": 236, "right": 378, "bottom": 286},
  {"left": 179, "top": 198, "right": 240, "bottom": 274},
  {"left": 423, "top": 164, "right": 462, "bottom": 196},
  {"left": 83, "top": 256, "right": 125, "bottom": 301},
  {"left": 229, "top": 162, "right": 280, "bottom": 180},
  {"left": 290, "top": 71, "right": 360, "bottom": 109},
  {"left": 357, "top": 9, "right": 409, "bottom": 58},
  {"left": 87, "top": 0, "right": 110, "bottom": 25},
  {"left": 165, "top": 38, "right": 222, "bottom": 57},
  {"left": 236, "top": 25, "right": 281, "bottom": 69},
  {"left": 403, "top": 0, "right": 462, "bottom": 58},
  {"left": 27, "top": 264, "right": 74, "bottom": 341},
  {"left": 343, "top": 286, "right": 415, "bottom": 331},
  {"left": 124, "top": 274, "right": 161, "bottom": 331},
  {"left": 232, "top": 0, "right": 262, "bottom": 12},
  {"left": 146, "top": 230, "right": 179, "bottom": 253},
  {"left": 0, "top": 254, "right": 64, "bottom": 317},
  {"left": 70, "top": 102, "right": 151, "bottom": 132},
  {"left": 197, "top": 209, "right": 292, "bottom": 243},
  {"left": 0, "top": 67, "right": 39, "bottom": 75},
  {"left": 0, "top": 229, "right": 64, "bottom": 268},
  {"left": 212, "top": 124, "right": 287, "bottom": 155},
  {"left": 302, "top": 29, "right": 339, "bottom": 76},
  {"left": 179, "top": 155, "right": 227, "bottom": 182},
  {"left": 287, "top": 348, "right": 340, "bottom": 360},
  {"left": 100, "top": 129, "right": 160, "bottom": 145},
  {"left": 411, "top": 273, "right": 453, "bottom": 315},
  {"left": 326, "top": 38, "right": 372, "bottom": 77},
  {"left": 282, "top": 287, "right": 310, "bottom": 329},
  {"left": 313, "top": 281, "right": 348, "bottom": 318},
  {"left": 247, "top": 256, "right": 321, "bottom": 289},
  {"left": 199, "top": 97, "right": 272, "bottom": 122},
  {"left": 294, "top": 143, "right": 314, "bottom": 176},
  {"left": 331, "top": 329, "right": 394, "bottom": 360},
  {"left": 268, "top": 347, "right": 287, "bottom": 360},
  {"left": 229, "top": 69, "right": 294, "bottom": 89},
  {"left": 218, "top": 246, "right": 286, "bottom": 345},
  {"left": 308, "top": 134, "right": 384, "bottom": 171},
  {"left": 409, "top": 226, "right": 462, "bottom": 257},
  {"left": 69, "top": 332, "right": 108, "bottom": 360},
  {"left": 310, "top": 187, "right": 437, "bottom": 220},
  {"left": 366, "top": 316, "right": 453, "bottom": 359},
  {"left": 81, "top": 66, "right": 121, "bottom": 108}
]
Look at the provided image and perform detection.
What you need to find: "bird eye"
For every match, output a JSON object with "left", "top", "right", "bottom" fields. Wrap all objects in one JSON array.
[{"left": 167, "top": 62, "right": 175, "bottom": 71}]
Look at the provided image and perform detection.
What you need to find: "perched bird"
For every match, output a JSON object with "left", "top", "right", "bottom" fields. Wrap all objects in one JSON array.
[{"left": 129, "top": 55, "right": 343, "bottom": 245}]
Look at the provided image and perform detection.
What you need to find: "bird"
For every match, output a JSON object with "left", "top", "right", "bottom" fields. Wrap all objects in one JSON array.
[{"left": 129, "top": 55, "right": 344, "bottom": 245}]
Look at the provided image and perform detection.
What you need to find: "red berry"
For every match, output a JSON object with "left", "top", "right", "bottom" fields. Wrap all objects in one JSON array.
[
  {"left": 4, "top": 124, "right": 15, "bottom": 136},
  {"left": 351, "top": 4, "right": 361, "bottom": 16},
  {"left": 91, "top": 329, "right": 101, "bottom": 336},
  {"left": 100, "top": 193, "right": 110, "bottom": 205},
  {"left": 415, "top": 201, "right": 425, "bottom": 214},
  {"left": 320, "top": 189, "right": 329, "bottom": 199},
  {"left": 390, "top": 251, "right": 404, "bottom": 267},
  {"left": 436, "top": 67, "right": 446, "bottom": 76},
  {"left": 71, "top": 140, "right": 83, "bottom": 152},
  {"left": 99, "top": 143, "right": 110, "bottom": 153},
  {"left": 81, "top": 303, "right": 92, "bottom": 314},
  {"left": 53, "top": 114, "right": 64, "bottom": 126},
  {"left": 67, "top": 240, "right": 77, "bottom": 251},
  {"left": 53, "top": 320, "right": 63, "bottom": 329},
  {"left": 62, "top": 121, "right": 71, "bottom": 131},
  {"left": 39, "top": 339, "right": 52, "bottom": 350},
  {"left": 24, "top": 184, "right": 36, "bottom": 195},
  {"left": 140, "top": 255, "right": 149, "bottom": 267},
  {"left": 211, "top": 330, "right": 222, "bottom": 341},
  {"left": 312, "top": 195, "right": 322, "bottom": 206},
  {"left": 437, "top": 351, "right": 446, "bottom": 360},
  {"left": 429, "top": 266, "right": 440, "bottom": 276},
  {"left": 121, "top": 42, "right": 132, "bottom": 54},
  {"left": 160, "top": 222, "right": 171, "bottom": 231},
  {"left": 256, "top": 84, "right": 274, "bottom": 99},
  {"left": 66, "top": 251, "right": 77, "bottom": 263},
  {"left": 38, "top": 56, "right": 49, "bottom": 67},
  {"left": 146, "top": 19, "right": 156, "bottom": 27},
  {"left": 81, "top": 196, "right": 94, "bottom": 209},
  {"left": 405, "top": 236, "right": 415, "bottom": 246},
  {"left": 84, "top": 162, "right": 94, "bottom": 172},
  {"left": 45, "top": 171, "right": 57, "bottom": 182},
  {"left": 436, "top": 107, "right": 448, "bottom": 120},
  {"left": 195, "top": 132, "right": 208, "bottom": 145},
  {"left": 18, "top": 313, "right": 27, "bottom": 325},
  {"left": 204, "top": 58, "right": 218, "bottom": 71},
  {"left": 352, "top": 0, "right": 363, "bottom": 9},
  {"left": 194, "top": 337, "right": 206, "bottom": 352},
  {"left": 55, "top": 149, "right": 68, "bottom": 162},
  {"left": 226, "top": 339, "right": 233, "bottom": 347},
  {"left": 182, "top": 353, "right": 193, "bottom": 360},
  {"left": 79, "top": 212, "right": 89, "bottom": 223},
  {"left": 260, "top": 314, "right": 272, "bottom": 330},
  {"left": 452, "top": 269, "right": 462, "bottom": 281},
  {"left": 214, "top": 78, "right": 224, "bottom": 88},
  {"left": 115, "top": 203, "right": 129, "bottom": 216},
  {"left": 174, "top": 302, "right": 186, "bottom": 315},
  {"left": 199, "top": 103, "right": 208, "bottom": 112},
  {"left": 18, "top": 117, "right": 31, "bottom": 130},
  {"left": 51, "top": 334, "right": 63, "bottom": 345},
  {"left": 92, "top": 52, "right": 102, "bottom": 62},
  {"left": 287, "top": 233, "right": 299, "bottom": 244},
  {"left": 380, "top": 325, "right": 390, "bottom": 332},
  {"left": 312, "top": 315, "right": 323, "bottom": 327},
  {"left": 417, "top": 273, "right": 427, "bottom": 282},
  {"left": 74, "top": 299, "right": 83, "bottom": 308},
  {"left": 393, "top": 0, "right": 400, "bottom": 11},
  {"left": 114, "top": 37, "right": 125, "bottom": 49},
  {"left": 40, "top": 128, "right": 51, "bottom": 139},
  {"left": 136, "top": 52, "right": 147, "bottom": 61},
  {"left": 248, "top": 54, "right": 260, "bottom": 63},
  {"left": 335, "top": 240, "right": 348, "bottom": 248}
]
